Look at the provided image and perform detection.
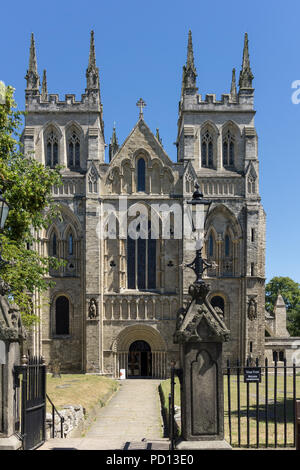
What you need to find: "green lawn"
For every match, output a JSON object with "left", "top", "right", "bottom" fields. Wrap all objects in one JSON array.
[
  {"left": 46, "top": 374, "right": 119, "bottom": 415},
  {"left": 160, "top": 374, "right": 300, "bottom": 448}
]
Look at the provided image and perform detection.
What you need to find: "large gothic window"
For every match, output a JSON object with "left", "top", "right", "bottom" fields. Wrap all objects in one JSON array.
[
  {"left": 55, "top": 296, "right": 69, "bottom": 335},
  {"left": 46, "top": 131, "right": 59, "bottom": 168},
  {"left": 68, "top": 131, "right": 80, "bottom": 169},
  {"left": 127, "top": 223, "right": 156, "bottom": 290},
  {"left": 49, "top": 230, "right": 58, "bottom": 257},
  {"left": 223, "top": 130, "right": 235, "bottom": 167},
  {"left": 201, "top": 131, "right": 213, "bottom": 168},
  {"left": 137, "top": 158, "right": 146, "bottom": 191}
]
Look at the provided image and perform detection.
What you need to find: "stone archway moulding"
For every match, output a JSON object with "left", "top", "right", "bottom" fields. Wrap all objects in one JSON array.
[{"left": 112, "top": 324, "right": 167, "bottom": 352}]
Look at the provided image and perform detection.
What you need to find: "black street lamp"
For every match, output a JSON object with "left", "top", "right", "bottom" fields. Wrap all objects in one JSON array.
[{"left": 186, "top": 183, "right": 211, "bottom": 285}]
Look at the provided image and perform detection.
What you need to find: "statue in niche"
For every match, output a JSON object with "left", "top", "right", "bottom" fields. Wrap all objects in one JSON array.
[
  {"left": 247, "top": 298, "right": 257, "bottom": 321},
  {"left": 88, "top": 299, "right": 98, "bottom": 319}
]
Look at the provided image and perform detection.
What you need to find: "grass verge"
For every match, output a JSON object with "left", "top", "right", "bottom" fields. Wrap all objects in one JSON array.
[
  {"left": 46, "top": 373, "right": 119, "bottom": 417},
  {"left": 160, "top": 374, "right": 300, "bottom": 448}
]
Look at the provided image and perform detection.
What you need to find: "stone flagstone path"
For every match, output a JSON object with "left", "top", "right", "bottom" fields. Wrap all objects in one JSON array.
[{"left": 39, "top": 379, "right": 170, "bottom": 450}]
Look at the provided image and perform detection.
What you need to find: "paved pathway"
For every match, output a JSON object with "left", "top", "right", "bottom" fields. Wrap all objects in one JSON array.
[{"left": 39, "top": 379, "right": 169, "bottom": 450}]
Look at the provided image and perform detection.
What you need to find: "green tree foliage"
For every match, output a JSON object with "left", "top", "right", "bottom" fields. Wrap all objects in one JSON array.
[
  {"left": 0, "top": 86, "right": 63, "bottom": 326},
  {"left": 265, "top": 276, "right": 300, "bottom": 336}
]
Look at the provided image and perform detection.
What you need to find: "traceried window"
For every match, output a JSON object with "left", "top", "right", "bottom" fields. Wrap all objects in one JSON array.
[
  {"left": 88, "top": 167, "right": 98, "bottom": 193},
  {"left": 223, "top": 130, "right": 235, "bottom": 167},
  {"left": 127, "top": 222, "right": 156, "bottom": 290},
  {"left": 201, "top": 131, "right": 213, "bottom": 168},
  {"left": 137, "top": 158, "right": 146, "bottom": 192},
  {"left": 68, "top": 131, "right": 80, "bottom": 169},
  {"left": 46, "top": 131, "right": 59, "bottom": 168},
  {"left": 55, "top": 296, "right": 69, "bottom": 335}
]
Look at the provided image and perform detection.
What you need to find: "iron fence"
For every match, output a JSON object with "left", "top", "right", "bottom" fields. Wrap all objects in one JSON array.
[{"left": 225, "top": 358, "right": 300, "bottom": 448}]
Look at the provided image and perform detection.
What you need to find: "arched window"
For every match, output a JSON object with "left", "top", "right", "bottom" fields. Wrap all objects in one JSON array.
[
  {"left": 67, "top": 131, "right": 80, "bottom": 169},
  {"left": 211, "top": 296, "right": 225, "bottom": 314},
  {"left": 247, "top": 175, "right": 256, "bottom": 194},
  {"left": 68, "top": 233, "right": 73, "bottom": 255},
  {"left": 137, "top": 158, "right": 146, "bottom": 191},
  {"left": 201, "top": 131, "right": 213, "bottom": 168},
  {"left": 223, "top": 130, "right": 235, "bottom": 167},
  {"left": 208, "top": 233, "right": 214, "bottom": 257},
  {"left": 46, "top": 130, "right": 59, "bottom": 168},
  {"left": 49, "top": 231, "right": 58, "bottom": 257},
  {"left": 127, "top": 222, "right": 156, "bottom": 290},
  {"left": 225, "top": 234, "right": 230, "bottom": 257},
  {"left": 55, "top": 296, "right": 69, "bottom": 335}
]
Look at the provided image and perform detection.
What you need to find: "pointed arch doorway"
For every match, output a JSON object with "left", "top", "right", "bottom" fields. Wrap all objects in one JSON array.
[{"left": 128, "top": 340, "right": 152, "bottom": 377}]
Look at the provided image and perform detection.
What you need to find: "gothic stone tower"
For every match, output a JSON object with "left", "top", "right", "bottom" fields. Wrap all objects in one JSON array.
[
  {"left": 23, "top": 30, "right": 266, "bottom": 374},
  {"left": 178, "top": 32, "right": 266, "bottom": 364}
]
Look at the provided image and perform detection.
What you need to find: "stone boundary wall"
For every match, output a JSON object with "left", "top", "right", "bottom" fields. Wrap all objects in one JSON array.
[
  {"left": 46, "top": 405, "right": 85, "bottom": 438},
  {"left": 46, "top": 387, "right": 118, "bottom": 439}
]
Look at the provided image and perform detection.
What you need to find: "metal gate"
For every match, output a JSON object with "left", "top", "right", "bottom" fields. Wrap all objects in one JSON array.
[{"left": 15, "top": 356, "right": 46, "bottom": 450}]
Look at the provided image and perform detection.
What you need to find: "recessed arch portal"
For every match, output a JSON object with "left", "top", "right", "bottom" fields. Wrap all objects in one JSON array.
[{"left": 114, "top": 324, "right": 167, "bottom": 379}]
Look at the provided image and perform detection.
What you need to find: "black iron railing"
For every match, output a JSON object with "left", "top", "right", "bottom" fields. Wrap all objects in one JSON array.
[
  {"left": 169, "top": 365, "right": 176, "bottom": 450},
  {"left": 225, "top": 358, "right": 299, "bottom": 448},
  {"left": 46, "top": 394, "right": 64, "bottom": 438}
]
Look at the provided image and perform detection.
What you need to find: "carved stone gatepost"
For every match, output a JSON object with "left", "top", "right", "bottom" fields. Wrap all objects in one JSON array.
[
  {"left": 174, "top": 281, "right": 231, "bottom": 450},
  {"left": 0, "top": 281, "right": 26, "bottom": 450}
]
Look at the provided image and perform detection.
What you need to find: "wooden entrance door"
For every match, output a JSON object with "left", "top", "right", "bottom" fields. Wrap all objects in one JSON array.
[{"left": 128, "top": 341, "right": 152, "bottom": 377}]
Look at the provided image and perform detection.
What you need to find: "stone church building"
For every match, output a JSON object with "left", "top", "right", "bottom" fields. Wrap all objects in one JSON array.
[{"left": 22, "top": 30, "right": 277, "bottom": 377}]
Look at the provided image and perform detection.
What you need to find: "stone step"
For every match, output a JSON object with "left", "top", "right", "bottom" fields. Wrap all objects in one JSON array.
[{"left": 38, "top": 437, "right": 170, "bottom": 451}]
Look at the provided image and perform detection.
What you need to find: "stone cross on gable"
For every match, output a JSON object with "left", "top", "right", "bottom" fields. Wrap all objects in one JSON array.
[{"left": 136, "top": 98, "right": 146, "bottom": 118}]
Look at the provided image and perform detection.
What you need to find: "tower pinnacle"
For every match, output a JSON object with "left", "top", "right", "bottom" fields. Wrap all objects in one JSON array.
[
  {"left": 25, "top": 33, "right": 40, "bottom": 95},
  {"left": 86, "top": 30, "right": 100, "bottom": 92},
  {"left": 239, "top": 33, "right": 254, "bottom": 90},
  {"left": 230, "top": 68, "right": 237, "bottom": 101},
  {"left": 109, "top": 124, "right": 119, "bottom": 161},
  {"left": 181, "top": 30, "right": 197, "bottom": 94},
  {"left": 41, "top": 69, "right": 48, "bottom": 100}
]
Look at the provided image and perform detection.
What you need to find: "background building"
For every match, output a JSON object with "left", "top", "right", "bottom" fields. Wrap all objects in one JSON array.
[{"left": 23, "top": 31, "right": 271, "bottom": 376}]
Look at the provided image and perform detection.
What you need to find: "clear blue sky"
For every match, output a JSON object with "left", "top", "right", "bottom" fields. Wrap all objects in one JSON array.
[{"left": 1, "top": 0, "right": 299, "bottom": 283}]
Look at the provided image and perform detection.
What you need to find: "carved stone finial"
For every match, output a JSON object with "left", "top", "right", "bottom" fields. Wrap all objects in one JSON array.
[
  {"left": 239, "top": 33, "right": 254, "bottom": 90},
  {"left": 25, "top": 33, "right": 40, "bottom": 93},
  {"left": 109, "top": 125, "right": 119, "bottom": 161},
  {"left": 86, "top": 30, "right": 100, "bottom": 93},
  {"left": 188, "top": 282, "right": 210, "bottom": 303},
  {"left": 41, "top": 69, "right": 48, "bottom": 100},
  {"left": 181, "top": 30, "right": 197, "bottom": 94},
  {"left": 230, "top": 68, "right": 237, "bottom": 101}
]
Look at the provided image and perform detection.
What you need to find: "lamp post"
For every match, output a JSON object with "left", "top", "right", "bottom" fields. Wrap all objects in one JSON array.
[
  {"left": 174, "top": 183, "right": 231, "bottom": 450},
  {"left": 186, "top": 183, "right": 212, "bottom": 285}
]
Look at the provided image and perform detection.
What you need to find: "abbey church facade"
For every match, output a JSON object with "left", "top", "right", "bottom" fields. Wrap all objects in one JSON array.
[{"left": 23, "top": 31, "right": 268, "bottom": 377}]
